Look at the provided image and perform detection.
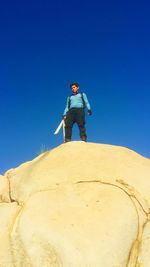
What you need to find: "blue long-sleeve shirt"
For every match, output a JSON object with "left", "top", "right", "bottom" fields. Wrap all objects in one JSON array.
[{"left": 63, "top": 92, "right": 91, "bottom": 116}]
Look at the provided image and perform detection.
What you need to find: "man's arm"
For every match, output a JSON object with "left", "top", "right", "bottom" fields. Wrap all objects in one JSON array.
[
  {"left": 63, "top": 97, "right": 69, "bottom": 116},
  {"left": 82, "top": 93, "right": 92, "bottom": 114}
]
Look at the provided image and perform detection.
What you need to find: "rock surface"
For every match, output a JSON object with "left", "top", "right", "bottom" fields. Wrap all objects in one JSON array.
[
  {"left": 0, "top": 141, "right": 150, "bottom": 267},
  {"left": 0, "top": 175, "right": 11, "bottom": 203}
]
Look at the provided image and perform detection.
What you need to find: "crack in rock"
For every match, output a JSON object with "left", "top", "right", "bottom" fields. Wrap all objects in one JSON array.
[{"left": 76, "top": 179, "right": 150, "bottom": 267}]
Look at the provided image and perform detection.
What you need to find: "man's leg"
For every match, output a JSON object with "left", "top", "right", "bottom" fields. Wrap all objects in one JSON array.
[
  {"left": 76, "top": 108, "right": 87, "bottom": 141},
  {"left": 64, "top": 109, "right": 74, "bottom": 142}
]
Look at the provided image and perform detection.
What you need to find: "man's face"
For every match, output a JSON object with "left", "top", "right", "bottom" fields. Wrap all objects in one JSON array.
[{"left": 71, "top": 85, "right": 79, "bottom": 94}]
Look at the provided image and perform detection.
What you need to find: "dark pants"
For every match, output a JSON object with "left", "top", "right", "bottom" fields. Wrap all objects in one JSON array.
[{"left": 65, "top": 108, "right": 87, "bottom": 141}]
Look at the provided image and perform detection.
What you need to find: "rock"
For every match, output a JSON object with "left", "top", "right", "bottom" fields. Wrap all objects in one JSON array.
[
  {"left": 0, "top": 142, "right": 150, "bottom": 266},
  {"left": 12, "top": 186, "right": 138, "bottom": 267},
  {"left": 0, "top": 202, "right": 20, "bottom": 267},
  {"left": 138, "top": 220, "right": 150, "bottom": 266},
  {"left": 0, "top": 175, "right": 11, "bottom": 203},
  {"left": 8, "top": 142, "right": 150, "bottom": 205}
]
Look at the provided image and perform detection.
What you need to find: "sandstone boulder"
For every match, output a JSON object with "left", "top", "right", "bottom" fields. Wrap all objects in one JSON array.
[
  {"left": 0, "top": 202, "right": 20, "bottom": 267},
  {"left": 0, "top": 142, "right": 150, "bottom": 267},
  {"left": 0, "top": 175, "right": 11, "bottom": 203}
]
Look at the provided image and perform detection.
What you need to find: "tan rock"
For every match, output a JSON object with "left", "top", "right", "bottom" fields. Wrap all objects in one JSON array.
[
  {"left": 0, "top": 142, "right": 150, "bottom": 267},
  {"left": 8, "top": 142, "right": 150, "bottom": 205},
  {"left": 0, "top": 175, "right": 11, "bottom": 203},
  {"left": 0, "top": 202, "right": 20, "bottom": 267},
  {"left": 11, "top": 185, "right": 142, "bottom": 267},
  {"left": 138, "top": 219, "right": 150, "bottom": 267}
]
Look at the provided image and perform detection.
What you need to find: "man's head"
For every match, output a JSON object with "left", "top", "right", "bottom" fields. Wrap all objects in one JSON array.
[{"left": 70, "top": 82, "right": 79, "bottom": 94}]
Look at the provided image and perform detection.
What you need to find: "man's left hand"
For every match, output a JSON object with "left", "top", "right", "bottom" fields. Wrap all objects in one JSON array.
[{"left": 88, "top": 110, "right": 92, "bottom": 116}]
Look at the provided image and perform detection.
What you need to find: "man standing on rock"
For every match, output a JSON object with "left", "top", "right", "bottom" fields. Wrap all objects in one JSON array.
[{"left": 63, "top": 82, "right": 92, "bottom": 142}]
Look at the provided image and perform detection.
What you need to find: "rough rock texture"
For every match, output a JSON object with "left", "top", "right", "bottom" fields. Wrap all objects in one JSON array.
[
  {"left": 0, "top": 141, "right": 150, "bottom": 267},
  {"left": 0, "top": 175, "right": 11, "bottom": 203},
  {"left": 0, "top": 202, "right": 20, "bottom": 267}
]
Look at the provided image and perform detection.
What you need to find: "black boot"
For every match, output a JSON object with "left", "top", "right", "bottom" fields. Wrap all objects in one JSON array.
[
  {"left": 64, "top": 138, "right": 71, "bottom": 143},
  {"left": 80, "top": 136, "right": 87, "bottom": 142}
]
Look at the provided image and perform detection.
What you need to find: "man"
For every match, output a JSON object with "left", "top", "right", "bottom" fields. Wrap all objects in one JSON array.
[{"left": 63, "top": 82, "right": 92, "bottom": 142}]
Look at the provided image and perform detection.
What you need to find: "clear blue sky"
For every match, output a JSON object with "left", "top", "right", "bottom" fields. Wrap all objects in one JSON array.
[{"left": 0, "top": 0, "right": 150, "bottom": 174}]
